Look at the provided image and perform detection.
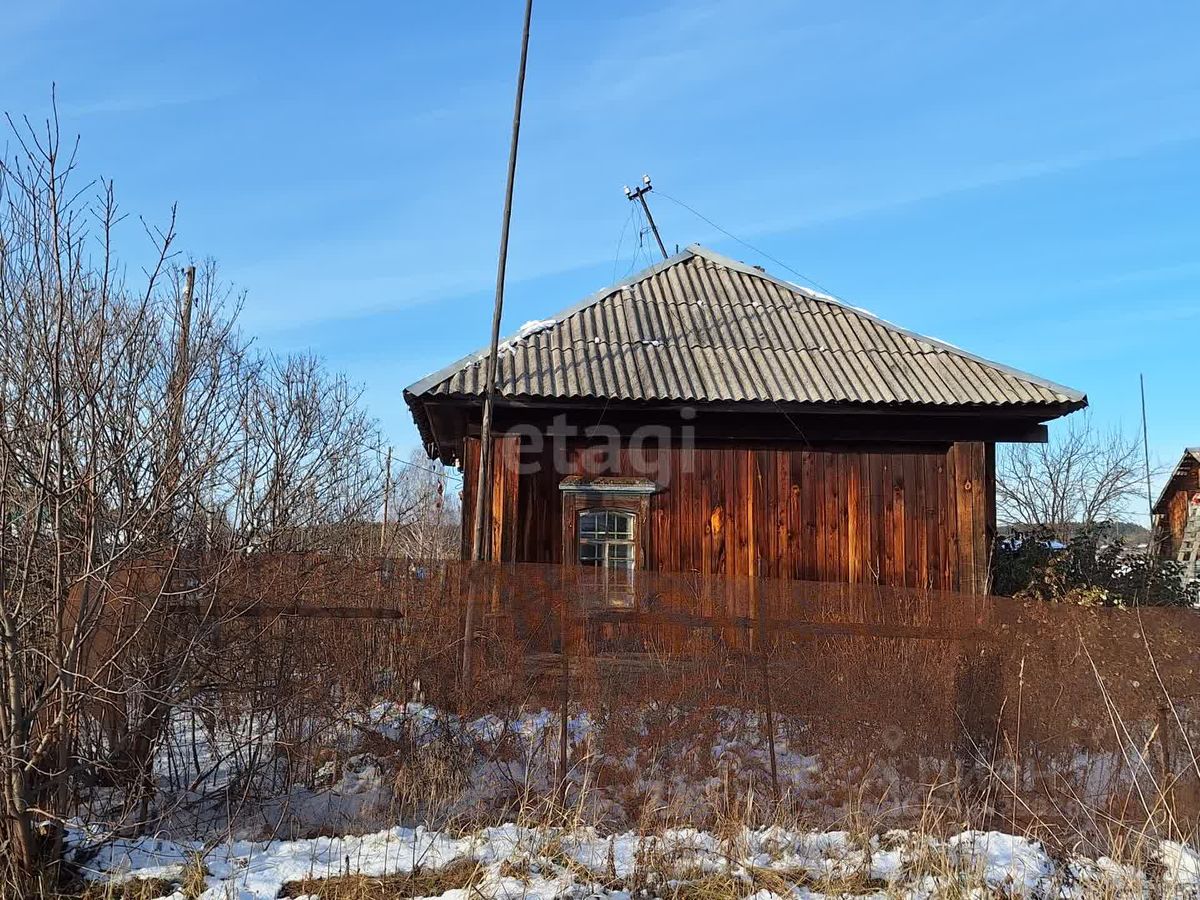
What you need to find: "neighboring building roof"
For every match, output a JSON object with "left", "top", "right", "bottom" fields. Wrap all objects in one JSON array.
[
  {"left": 1153, "top": 448, "right": 1200, "bottom": 515},
  {"left": 406, "top": 245, "right": 1086, "bottom": 447}
]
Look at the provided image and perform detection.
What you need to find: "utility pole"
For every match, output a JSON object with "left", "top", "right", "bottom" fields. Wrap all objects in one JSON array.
[
  {"left": 161, "top": 264, "right": 195, "bottom": 522},
  {"left": 624, "top": 174, "right": 668, "bottom": 260},
  {"left": 466, "top": 0, "right": 534, "bottom": 690},
  {"left": 380, "top": 445, "right": 392, "bottom": 553},
  {"left": 471, "top": 0, "right": 533, "bottom": 565}
]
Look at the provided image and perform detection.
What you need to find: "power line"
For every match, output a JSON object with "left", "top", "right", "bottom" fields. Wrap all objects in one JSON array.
[
  {"left": 600, "top": 184, "right": 813, "bottom": 450},
  {"left": 653, "top": 190, "right": 842, "bottom": 300},
  {"left": 611, "top": 203, "right": 636, "bottom": 284},
  {"left": 356, "top": 439, "right": 463, "bottom": 483},
  {"left": 394, "top": 454, "right": 463, "bottom": 483},
  {"left": 610, "top": 185, "right": 814, "bottom": 449}
]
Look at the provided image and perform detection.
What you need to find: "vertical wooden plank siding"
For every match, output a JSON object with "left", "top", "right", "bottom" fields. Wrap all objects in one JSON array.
[
  {"left": 950, "top": 441, "right": 989, "bottom": 595},
  {"left": 462, "top": 436, "right": 995, "bottom": 594},
  {"left": 460, "top": 436, "right": 479, "bottom": 560}
]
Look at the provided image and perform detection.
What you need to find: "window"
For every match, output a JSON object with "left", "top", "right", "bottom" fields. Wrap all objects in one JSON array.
[
  {"left": 578, "top": 509, "right": 636, "bottom": 571},
  {"left": 559, "top": 477, "right": 657, "bottom": 608},
  {"left": 577, "top": 509, "right": 636, "bottom": 606}
]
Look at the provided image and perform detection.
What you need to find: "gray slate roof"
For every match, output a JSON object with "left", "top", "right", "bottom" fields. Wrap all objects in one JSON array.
[{"left": 407, "top": 245, "right": 1085, "bottom": 417}]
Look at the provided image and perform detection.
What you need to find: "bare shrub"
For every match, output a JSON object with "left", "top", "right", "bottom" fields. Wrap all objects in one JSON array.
[
  {"left": 997, "top": 414, "right": 1150, "bottom": 538},
  {"left": 380, "top": 448, "right": 460, "bottom": 559},
  {"left": 0, "top": 101, "right": 384, "bottom": 888}
]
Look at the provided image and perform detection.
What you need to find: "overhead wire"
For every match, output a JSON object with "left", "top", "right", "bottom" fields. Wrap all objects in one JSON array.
[
  {"left": 611, "top": 203, "right": 636, "bottom": 285},
  {"left": 361, "top": 438, "right": 463, "bottom": 483},
  {"left": 653, "top": 190, "right": 843, "bottom": 300},
  {"left": 635, "top": 188, "right": 816, "bottom": 448}
]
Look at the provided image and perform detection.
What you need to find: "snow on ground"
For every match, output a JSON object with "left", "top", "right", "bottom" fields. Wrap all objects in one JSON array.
[
  {"left": 1163, "top": 841, "right": 1200, "bottom": 894},
  {"left": 69, "top": 694, "right": 1200, "bottom": 897},
  {"left": 83, "top": 694, "right": 1160, "bottom": 852},
  {"left": 69, "top": 822, "right": 1200, "bottom": 900}
]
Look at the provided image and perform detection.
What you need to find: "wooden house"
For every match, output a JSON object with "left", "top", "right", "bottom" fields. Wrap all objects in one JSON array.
[
  {"left": 405, "top": 246, "right": 1085, "bottom": 594},
  {"left": 1152, "top": 448, "right": 1200, "bottom": 581}
]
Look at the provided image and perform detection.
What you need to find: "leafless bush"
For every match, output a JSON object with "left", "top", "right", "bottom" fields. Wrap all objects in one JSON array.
[
  {"left": 0, "top": 100, "right": 384, "bottom": 888},
  {"left": 119, "top": 563, "right": 1198, "bottom": 842},
  {"left": 381, "top": 449, "right": 460, "bottom": 559},
  {"left": 229, "top": 353, "right": 381, "bottom": 552},
  {"left": 997, "top": 414, "right": 1150, "bottom": 538}
]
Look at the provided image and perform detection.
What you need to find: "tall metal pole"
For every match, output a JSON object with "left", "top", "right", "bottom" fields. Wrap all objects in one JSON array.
[
  {"left": 1140, "top": 374, "right": 1154, "bottom": 534},
  {"left": 465, "top": 0, "right": 533, "bottom": 692},
  {"left": 381, "top": 445, "right": 392, "bottom": 553},
  {"left": 471, "top": 0, "right": 533, "bottom": 564}
]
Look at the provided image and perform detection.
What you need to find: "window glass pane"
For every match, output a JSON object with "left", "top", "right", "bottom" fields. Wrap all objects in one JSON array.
[
  {"left": 579, "top": 512, "right": 602, "bottom": 539},
  {"left": 611, "top": 512, "right": 633, "bottom": 539},
  {"left": 577, "top": 510, "right": 637, "bottom": 594},
  {"left": 579, "top": 542, "right": 602, "bottom": 565}
]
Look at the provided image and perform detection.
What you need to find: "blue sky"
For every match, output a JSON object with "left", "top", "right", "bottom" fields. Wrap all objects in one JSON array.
[{"left": 6, "top": 0, "right": 1198, "bottom": 499}]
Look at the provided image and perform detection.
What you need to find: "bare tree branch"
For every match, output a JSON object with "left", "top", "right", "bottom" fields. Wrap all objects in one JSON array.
[{"left": 996, "top": 414, "right": 1154, "bottom": 539}]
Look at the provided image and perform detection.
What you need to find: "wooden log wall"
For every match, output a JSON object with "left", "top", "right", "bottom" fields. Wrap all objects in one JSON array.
[
  {"left": 1163, "top": 489, "right": 1196, "bottom": 558},
  {"left": 461, "top": 437, "right": 995, "bottom": 594}
]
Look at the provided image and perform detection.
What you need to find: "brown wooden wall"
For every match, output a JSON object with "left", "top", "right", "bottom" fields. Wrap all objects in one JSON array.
[
  {"left": 1162, "top": 488, "right": 1197, "bottom": 558},
  {"left": 461, "top": 437, "right": 996, "bottom": 594}
]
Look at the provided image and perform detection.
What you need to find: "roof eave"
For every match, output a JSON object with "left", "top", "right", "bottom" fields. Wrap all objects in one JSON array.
[
  {"left": 420, "top": 391, "right": 1087, "bottom": 418},
  {"left": 403, "top": 390, "right": 439, "bottom": 461}
]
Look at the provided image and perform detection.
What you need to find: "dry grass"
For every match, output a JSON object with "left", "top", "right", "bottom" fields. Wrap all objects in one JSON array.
[
  {"left": 45, "top": 567, "right": 1200, "bottom": 900},
  {"left": 179, "top": 853, "right": 209, "bottom": 899},
  {"left": 496, "top": 856, "right": 533, "bottom": 883},
  {"left": 77, "top": 878, "right": 178, "bottom": 900},
  {"left": 278, "top": 857, "right": 482, "bottom": 899},
  {"left": 752, "top": 864, "right": 889, "bottom": 896},
  {"left": 668, "top": 871, "right": 747, "bottom": 899}
]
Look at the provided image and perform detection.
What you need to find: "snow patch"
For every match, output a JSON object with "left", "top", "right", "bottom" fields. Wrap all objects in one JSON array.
[
  {"left": 499, "top": 318, "right": 557, "bottom": 352},
  {"left": 948, "top": 831, "right": 1055, "bottom": 896},
  {"left": 68, "top": 824, "right": 1200, "bottom": 900},
  {"left": 1161, "top": 839, "right": 1200, "bottom": 892}
]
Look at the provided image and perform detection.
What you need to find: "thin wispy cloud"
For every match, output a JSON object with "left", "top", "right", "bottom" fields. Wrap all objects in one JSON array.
[{"left": 62, "top": 84, "right": 237, "bottom": 118}]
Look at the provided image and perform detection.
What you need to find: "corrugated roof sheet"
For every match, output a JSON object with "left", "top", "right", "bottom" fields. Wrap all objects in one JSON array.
[{"left": 407, "top": 245, "right": 1086, "bottom": 414}]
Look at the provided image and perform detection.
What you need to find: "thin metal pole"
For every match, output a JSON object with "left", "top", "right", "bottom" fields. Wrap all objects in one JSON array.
[
  {"left": 471, "top": 0, "right": 533, "bottom": 564},
  {"left": 1140, "top": 374, "right": 1154, "bottom": 539},
  {"left": 381, "top": 446, "right": 392, "bottom": 552},
  {"left": 465, "top": 0, "right": 533, "bottom": 694}
]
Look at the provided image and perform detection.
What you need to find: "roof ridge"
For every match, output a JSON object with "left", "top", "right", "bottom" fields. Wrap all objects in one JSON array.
[
  {"left": 488, "top": 333, "right": 996, "bottom": 358},
  {"left": 683, "top": 244, "right": 1085, "bottom": 403},
  {"left": 1153, "top": 447, "right": 1200, "bottom": 513}
]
